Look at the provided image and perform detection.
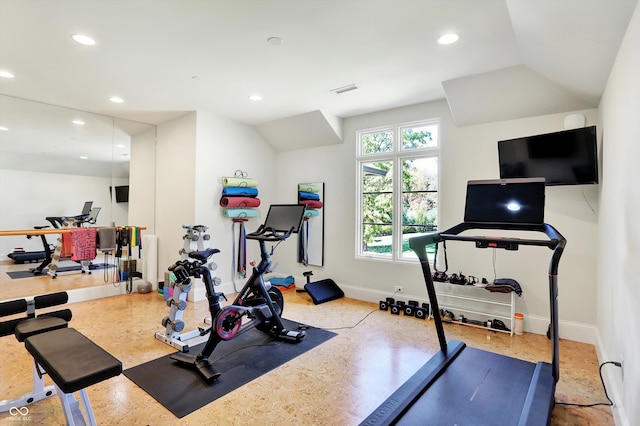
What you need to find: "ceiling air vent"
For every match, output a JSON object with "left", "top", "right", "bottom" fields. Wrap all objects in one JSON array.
[{"left": 331, "top": 84, "right": 358, "bottom": 94}]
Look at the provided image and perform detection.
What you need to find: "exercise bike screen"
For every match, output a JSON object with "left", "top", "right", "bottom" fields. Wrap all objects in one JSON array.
[
  {"left": 463, "top": 178, "right": 545, "bottom": 225},
  {"left": 81, "top": 201, "right": 93, "bottom": 215},
  {"left": 263, "top": 204, "right": 306, "bottom": 233}
]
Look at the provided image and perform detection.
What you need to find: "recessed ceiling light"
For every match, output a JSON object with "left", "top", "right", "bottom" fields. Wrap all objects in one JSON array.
[
  {"left": 0, "top": 126, "right": 8, "bottom": 131},
  {"left": 267, "top": 37, "right": 283, "bottom": 46},
  {"left": 437, "top": 33, "right": 459, "bottom": 45},
  {"left": 249, "top": 94, "right": 263, "bottom": 101},
  {"left": 79, "top": 156, "right": 89, "bottom": 160},
  {"left": 71, "top": 34, "right": 96, "bottom": 46},
  {"left": 0, "top": 70, "right": 14, "bottom": 78},
  {"left": 72, "top": 120, "right": 85, "bottom": 125},
  {"left": 109, "top": 96, "right": 124, "bottom": 103}
]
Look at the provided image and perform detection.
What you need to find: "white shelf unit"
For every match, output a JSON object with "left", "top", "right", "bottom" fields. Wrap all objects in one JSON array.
[{"left": 432, "top": 282, "right": 516, "bottom": 336}]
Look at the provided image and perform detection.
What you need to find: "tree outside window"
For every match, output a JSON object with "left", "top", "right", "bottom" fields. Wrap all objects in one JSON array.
[{"left": 357, "top": 121, "right": 439, "bottom": 261}]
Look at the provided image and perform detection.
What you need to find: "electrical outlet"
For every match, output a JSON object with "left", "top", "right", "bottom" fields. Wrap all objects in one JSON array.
[{"left": 394, "top": 286, "right": 404, "bottom": 293}]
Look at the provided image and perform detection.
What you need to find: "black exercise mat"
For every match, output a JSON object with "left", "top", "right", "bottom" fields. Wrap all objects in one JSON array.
[
  {"left": 6, "top": 263, "right": 114, "bottom": 279},
  {"left": 124, "top": 319, "right": 335, "bottom": 418}
]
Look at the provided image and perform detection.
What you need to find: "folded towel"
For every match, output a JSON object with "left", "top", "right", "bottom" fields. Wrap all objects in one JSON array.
[
  {"left": 97, "top": 227, "right": 117, "bottom": 251},
  {"left": 223, "top": 208, "right": 260, "bottom": 218},
  {"left": 300, "top": 200, "right": 323, "bottom": 209},
  {"left": 222, "top": 187, "right": 259, "bottom": 197},
  {"left": 220, "top": 196, "right": 261, "bottom": 208},
  {"left": 298, "top": 184, "right": 320, "bottom": 193},
  {"left": 299, "top": 191, "right": 320, "bottom": 201},
  {"left": 70, "top": 228, "right": 97, "bottom": 261},
  {"left": 222, "top": 177, "right": 258, "bottom": 188}
]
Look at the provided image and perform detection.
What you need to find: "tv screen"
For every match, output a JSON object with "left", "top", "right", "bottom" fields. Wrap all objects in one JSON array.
[
  {"left": 498, "top": 125, "right": 598, "bottom": 186},
  {"left": 115, "top": 185, "right": 129, "bottom": 203},
  {"left": 464, "top": 178, "right": 546, "bottom": 225}
]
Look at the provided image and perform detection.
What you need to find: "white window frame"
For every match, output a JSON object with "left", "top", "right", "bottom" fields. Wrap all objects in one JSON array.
[{"left": 356, "top": 119, "right": 440, "bottom": 263}]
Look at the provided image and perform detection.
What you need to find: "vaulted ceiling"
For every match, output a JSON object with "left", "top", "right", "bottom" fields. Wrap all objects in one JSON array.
[{"left": 0, "top": 0, "right": 637, "bottom": 152}]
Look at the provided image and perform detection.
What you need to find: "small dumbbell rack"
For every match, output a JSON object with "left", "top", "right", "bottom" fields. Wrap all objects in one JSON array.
[{"left": 155, "top": 225, "right": 216, "bottom": 352}]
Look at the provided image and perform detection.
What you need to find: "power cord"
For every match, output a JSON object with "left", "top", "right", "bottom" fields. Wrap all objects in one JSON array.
[
  {"left": 555, "top": 361, "right": 621, "bottom": 407},
  {"left": 317, "top": 290, "right": 403, "bottom": 331},
  {"left": 322, "top": 308, "right": 379, "bottom": 331}
]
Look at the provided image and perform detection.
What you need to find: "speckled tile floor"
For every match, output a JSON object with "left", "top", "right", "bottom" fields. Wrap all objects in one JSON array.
[{"left": 0, "top": 261, "right": 613, "bottom": 425}]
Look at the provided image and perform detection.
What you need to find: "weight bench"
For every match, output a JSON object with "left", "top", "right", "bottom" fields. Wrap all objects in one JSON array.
[
  {"left": 0, "top": 292, "right": 72, "bottom": 413},
  {"left": 23, "top": 327, "right": 122, "bottom": 425}
]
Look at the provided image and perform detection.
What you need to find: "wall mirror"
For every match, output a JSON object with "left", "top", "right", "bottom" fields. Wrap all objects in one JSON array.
[
  {"left": 0, "top": 94, "right": 156, "bottom": 257},
  {"left": 297, "top": 182, "right": 324, "bottom": 267}
]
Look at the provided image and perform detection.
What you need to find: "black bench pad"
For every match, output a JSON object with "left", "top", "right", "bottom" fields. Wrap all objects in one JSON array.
[
  {"left": 24, "top": 328, "right": 122, "bottom": 394},
  {"left": 14, "top": 316, "right": 68, "bottom": 342}
]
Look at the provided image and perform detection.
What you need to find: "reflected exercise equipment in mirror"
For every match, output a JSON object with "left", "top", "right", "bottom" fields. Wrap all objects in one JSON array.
[
  {"left": 297, "top": 182, "right": 324, "bottom": 267},
  {"left": 0, "top": 95, "right": 156, "bottom": 258}
]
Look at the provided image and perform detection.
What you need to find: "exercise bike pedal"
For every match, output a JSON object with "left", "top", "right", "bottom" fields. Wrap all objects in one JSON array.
[
  {"left": 198, "top": 326, "right": 211, "bottom": 336},
  {"left": 278, "top": 328, "right": 306, "bottom": 343},
  {"left": 195, "top": 358, "right": 221, "bottom": 384},
  {"left": 170, "top": 352, "right": 221, "bottom": 384}
]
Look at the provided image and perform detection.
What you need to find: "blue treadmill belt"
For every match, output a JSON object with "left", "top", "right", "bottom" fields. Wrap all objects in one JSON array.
[{"left": 397, "top": 346, "right": 538, "bottom": 426}]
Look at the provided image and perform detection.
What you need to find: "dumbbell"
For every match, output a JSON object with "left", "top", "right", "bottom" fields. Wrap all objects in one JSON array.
[
  {"left": 167, "top": 299, "right": 187, "bottom": 310},
  {"left": 379, "top": 297, "right": 394, "bottom": 311},
  {"left": 404, "top": 300, "right": 419, "bottom": 317},
  {"left": 161, "top": 316, "right": 185, "bottom": 332}
]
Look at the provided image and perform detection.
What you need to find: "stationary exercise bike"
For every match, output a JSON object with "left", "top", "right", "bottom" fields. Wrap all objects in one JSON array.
[{"left": 170, "top": 204, "right": 307, "bottom": 384}]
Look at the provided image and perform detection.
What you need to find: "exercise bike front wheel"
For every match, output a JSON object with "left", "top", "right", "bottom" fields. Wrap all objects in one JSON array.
[{"left": 215, "top": 306, "right": 243, "bottom": 340}]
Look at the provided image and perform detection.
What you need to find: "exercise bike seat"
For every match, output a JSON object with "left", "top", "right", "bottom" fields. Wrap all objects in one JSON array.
[{"left": 188, "top": 248, "right": 220, "bottom": 263}]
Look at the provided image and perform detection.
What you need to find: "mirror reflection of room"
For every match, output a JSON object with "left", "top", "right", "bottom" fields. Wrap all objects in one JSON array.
[
  {"left": 297, "top": 182, "right": 324, "bottom": 267},
  {"left": 0, "top": 95, "right": 156, "bottom": 298}
]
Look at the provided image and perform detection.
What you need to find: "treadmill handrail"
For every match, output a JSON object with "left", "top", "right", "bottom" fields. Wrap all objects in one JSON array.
[{"left": 408, "top": 221, "right": 566, "bottom": 383}]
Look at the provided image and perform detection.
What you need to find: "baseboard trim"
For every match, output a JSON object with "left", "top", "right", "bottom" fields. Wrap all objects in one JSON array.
[
  {"left": 338, "top": 283, "right": 598, "bottom": 344},
  {"left": 66, "top": 282, "right": 130, "bottom": 303},
  {"left": 594, "top": 331, "right": 629, "bottom": 426}
]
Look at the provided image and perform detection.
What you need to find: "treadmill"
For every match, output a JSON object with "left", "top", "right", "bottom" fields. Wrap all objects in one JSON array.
[{"left": 360, "top": 178, "right": 566, "bottom": 426}]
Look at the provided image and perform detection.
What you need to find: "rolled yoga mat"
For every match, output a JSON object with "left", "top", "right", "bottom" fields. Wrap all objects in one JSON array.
[
  {"left": 304, "top": 209, "right": 319, "bottom": 217},
  {"left": 220, "top": 196, "right": 261, "bottom": 208},
  {"left": 298, "top": 191, "right": 320, "bottom": 201},
  {"left": 222, "top": 187, "right": 259, "bottom": 197},
  {"left": 298, "top": 184, "right": 320, "bottom": 193},
  {"left": 222, "top": 177, "right": 258, "bottom": 188},
  {"left": 223, "top": 208, "right": 260, "bottom": 218},
  {"left": 300, "top": 200, "right": 323, "bottom": 209}
]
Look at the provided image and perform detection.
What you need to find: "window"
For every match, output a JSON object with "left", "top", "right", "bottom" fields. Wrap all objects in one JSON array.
[{"left": 357, "top": 120, "right": 439, "bottom": 261}]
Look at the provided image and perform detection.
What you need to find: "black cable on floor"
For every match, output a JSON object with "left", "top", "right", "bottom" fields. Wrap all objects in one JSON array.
[
  {"left": 316, "top": 290, "right": 403, "bottom": 331},
  {"left": 555, "top": 360, "right": 621, "bottom": 407},
  {"left": 322, "top": 308, "right": 379, "bottom": 331}
]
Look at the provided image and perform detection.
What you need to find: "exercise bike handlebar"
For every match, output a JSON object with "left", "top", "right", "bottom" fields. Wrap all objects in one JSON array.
[{"left": 246, "top": 225, "right": 295, "bottom": 242}]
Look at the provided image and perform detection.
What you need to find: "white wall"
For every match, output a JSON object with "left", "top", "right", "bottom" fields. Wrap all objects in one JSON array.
[
  {"left": 598, "top": 3, "right": 640, "bottom": 425},
  {"left": 154, "top": 113, "right": 197, "bottom": 281},
  {"left": 0, "top": 168, "right": 115, "bottom": 258},
  {"left": 152, "top": 111, "right": 277, "bottom": 293},
  {"left": 194, "top": 111, "right": 277, "bottom": 287},
  {"left": 275, "top": 99, "right": 601, "bottom": 343},
  {"left": 129, "top": 125, "right": 157, "bottom": 234}
]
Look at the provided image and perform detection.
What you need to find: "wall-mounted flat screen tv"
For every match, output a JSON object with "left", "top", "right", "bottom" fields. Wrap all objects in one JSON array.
[
  {"left": 498, "top": 125, "right": 598, "bottom": 186},
  {"left": 115, "top": 185, "right": 129, "bottom": 203}
]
